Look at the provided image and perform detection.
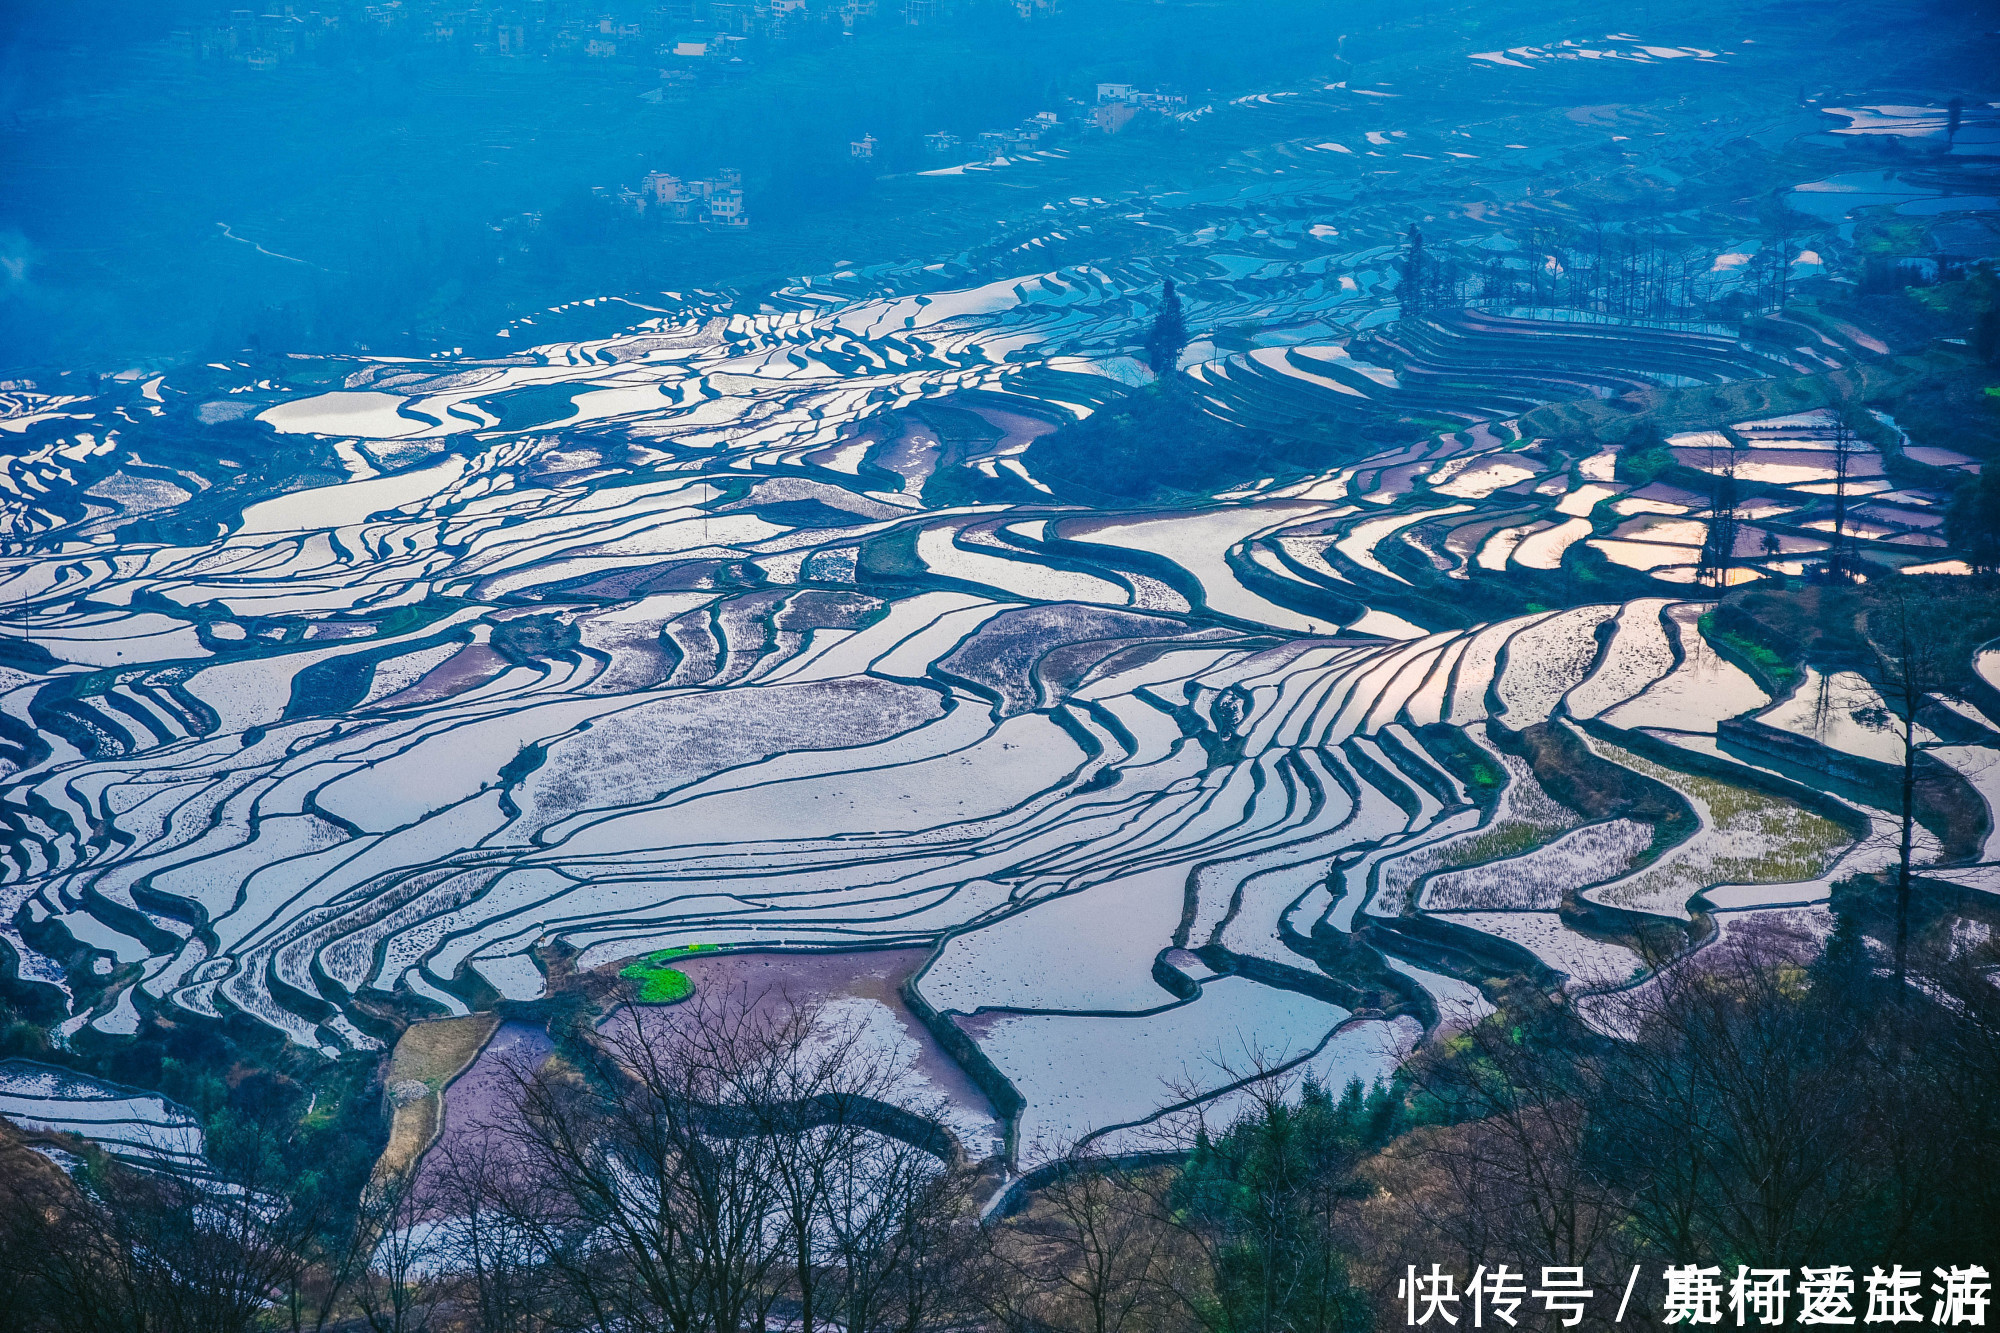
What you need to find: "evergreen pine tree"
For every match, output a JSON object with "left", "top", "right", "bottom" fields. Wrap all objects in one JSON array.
[
  {"left": 1401, "top": 223, "right": 1425, "bottom": 320},
  {"left": 1974, "top": 305, "right": 1999, "bottom": 366},
  {"left": 1145, "top": 277, "right": 1187, "bottom": 374}
]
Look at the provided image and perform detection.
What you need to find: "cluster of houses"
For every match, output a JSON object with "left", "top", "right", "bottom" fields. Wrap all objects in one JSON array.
[
  {"left": 1088, "top": 81, "right": 1186, "bottom": 133},
  {"left": 586, "top": 168, "right": 748, "bottom": 224},
  {"left": 916, "top": 83, "right": 1183, "bottom": 162},
  {"left": 922, "top": 111, "right": 1060, "bottom": 160},
  {"left": 190, "top": 6, "right": 337, "bottom": 68},
  {"left": 635, "top": 169, "right": 749, "bottom": 226}
]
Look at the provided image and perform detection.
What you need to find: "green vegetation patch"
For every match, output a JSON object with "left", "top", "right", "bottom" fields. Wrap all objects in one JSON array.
[
  {"left": 1435, "top": 818, "right": 1554, "bottom": 869},
  {"left": 618, "top": 943, "right": 714, "bottom": 1004},
  {"left": 499, "top": 742, "right": 547, "bottom": 789},
  {"left": 1415, "top": 723, "right": 1505, "bottom": 800},
  {"left": 1699, "top": 611, "right": 1801, "bottom": 694},
  {"left": 638, "top": 943, "right": 716, "bottom": 964},
  {"left": 1615, "top": 436, "right": 1675, "bottom": 488},
  {"left": 1027, "top": 377, "right": 1347, "bottom": 501},
  {"left": 623, "top": 966, "right": 694, "bottom": 1004},
  {"left": 473, "top": 384, "right": 583, "bottom": 432},
  {"left": 1877, "top": 361, "right": 2000, "bottom": 467},
  {"left": 491, "top": 613, "right": 581, "bottom": 665},
  {"left": 1590, "top": 741, "right": 1852, "bottom": 910}
]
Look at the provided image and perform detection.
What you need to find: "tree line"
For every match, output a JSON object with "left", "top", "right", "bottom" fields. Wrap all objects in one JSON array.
[{"left": 3, "top": 912, "right": 1998, "bottom": 1332}]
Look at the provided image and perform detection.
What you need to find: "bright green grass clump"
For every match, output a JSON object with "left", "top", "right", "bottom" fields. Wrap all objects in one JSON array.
[
  {"left": 617, "top": 943, "right": 714, "bottom": 1003},
  {"left": 641, "top": 943, "right": 716, "bottom": 965},
  {"left": 620, "top": 965, "right": 693, "bottom": 1004}
]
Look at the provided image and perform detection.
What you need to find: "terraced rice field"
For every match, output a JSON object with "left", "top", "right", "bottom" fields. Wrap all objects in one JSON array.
[
  {"left": 3, "top": 313, "right": 1960, "bottom": 1162},
  {"left": 13, "top": 334, "right": 1945, "bottom": 1162},
  {"left": 4, "top": 31, "right": 1995, "bottom": 1173},
  {"left": 1579, "top": 739, "right": 1860, "bottom": 917},
  {"left": 0, "top": 1059, "right": 209, "bottom": 1175}
]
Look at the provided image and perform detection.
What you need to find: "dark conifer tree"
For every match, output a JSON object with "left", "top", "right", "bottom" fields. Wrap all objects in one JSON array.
[
  {"left": 1401, "top": 224, "right": 1425, "bottom": 320},
  {"left": 1146, "top": 278, "right": 1188, "bottom": 375},
  {"left": 1828, "top": 405, "right": 1860, "bottom": 580},
  {"left": 1975, "top": 305, "right": 2000, "bottom": 366},
  {"left": 1699, "top": 449, "right": 1740, "bottom": 588}
]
